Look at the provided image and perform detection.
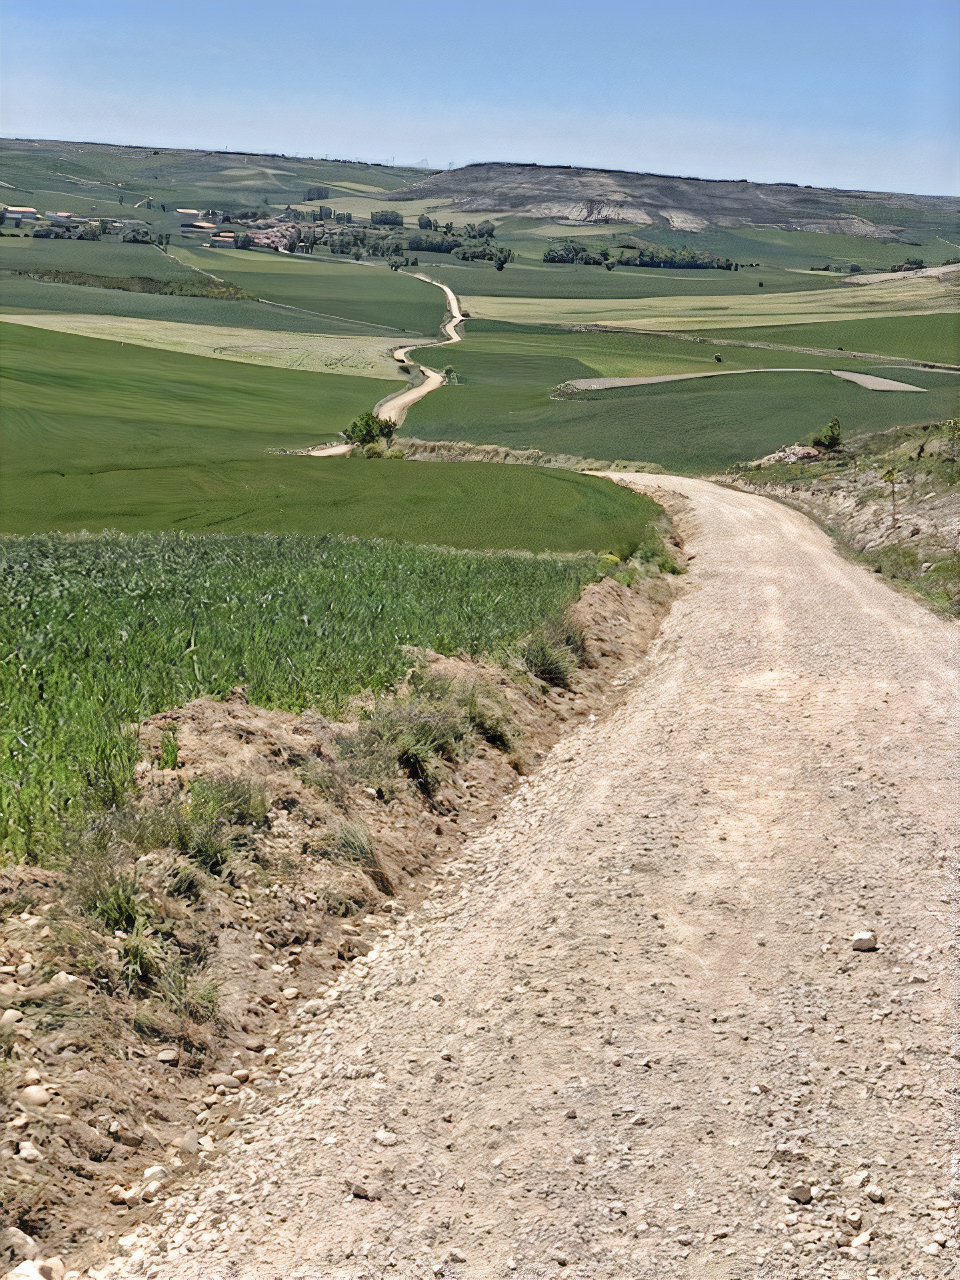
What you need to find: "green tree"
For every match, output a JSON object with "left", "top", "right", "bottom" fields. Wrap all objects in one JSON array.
[
  {"left": 811, "top": 417, "right": 842, "bottom": 450},
  {"left": 344, "top": 412, "right": 395, "bottom": 446}
]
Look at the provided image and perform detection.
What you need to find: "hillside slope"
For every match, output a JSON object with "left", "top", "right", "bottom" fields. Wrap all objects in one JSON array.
[{"left": 392, "top": 162, "right": 960, "bottom": 240}]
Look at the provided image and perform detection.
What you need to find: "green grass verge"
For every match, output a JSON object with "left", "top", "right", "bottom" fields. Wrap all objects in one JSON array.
[
  {"left": 0, "top": 530, "right": 630, "bottom": 860},
  {"left": 405, "top": 363, "right": 960, "bottom": 474},
  {"left": 692, "top": 312, "right": 959, "bottom": 365}
]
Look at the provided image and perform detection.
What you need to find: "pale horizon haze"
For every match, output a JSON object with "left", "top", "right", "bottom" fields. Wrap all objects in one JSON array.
[{"left": 1, "top": 0, "right": 958, "bottom": 196}]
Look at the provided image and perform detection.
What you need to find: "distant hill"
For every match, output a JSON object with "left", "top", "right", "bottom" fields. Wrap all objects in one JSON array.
[
  {"left": 392, "top": 163, "right": 960, "bottom": 242},
  {"left": 0, "top": 137, "right": 434, "bottom": 208}
]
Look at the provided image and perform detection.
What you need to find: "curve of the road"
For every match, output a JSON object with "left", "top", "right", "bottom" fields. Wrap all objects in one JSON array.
[
  {"left": 113, "top": 476, "right": 957, "bottom": 1280},
  {"left": 374, "top": 275, "right": 465, "bottom": 427}
]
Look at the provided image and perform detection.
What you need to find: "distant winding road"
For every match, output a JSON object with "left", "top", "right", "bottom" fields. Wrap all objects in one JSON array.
[{"left": 374, "top": 274, "right": 464, "bottom": 427}]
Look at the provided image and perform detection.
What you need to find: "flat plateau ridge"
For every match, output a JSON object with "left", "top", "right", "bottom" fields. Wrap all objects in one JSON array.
[
  {"left": 103, "top": 478, "right": 958, "bottom": 1280},
  {"left": 392, "top": 163, "right": 960, "bottom": 238}
]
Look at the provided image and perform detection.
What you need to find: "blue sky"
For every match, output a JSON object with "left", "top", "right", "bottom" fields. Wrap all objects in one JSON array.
[{"left": 2, "top": 0, "right": 957, "bottom": 194}]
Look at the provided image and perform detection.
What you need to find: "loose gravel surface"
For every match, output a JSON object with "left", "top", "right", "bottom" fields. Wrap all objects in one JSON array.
[{"left": 101, "top": 477, "right": 958, "bottom": 1280}]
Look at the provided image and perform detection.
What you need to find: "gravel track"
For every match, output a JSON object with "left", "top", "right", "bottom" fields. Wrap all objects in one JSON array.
[{"left": 106, "top": 477, "right": 958, "bottom": 1280}]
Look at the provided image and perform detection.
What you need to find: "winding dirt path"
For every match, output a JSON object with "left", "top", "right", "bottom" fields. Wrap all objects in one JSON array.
[
  {"left": 375, "top": 275, "right": 464, "bottom": 426},
  {"left": 106, "top": 477, "right": 957, "bottom": 1280}
]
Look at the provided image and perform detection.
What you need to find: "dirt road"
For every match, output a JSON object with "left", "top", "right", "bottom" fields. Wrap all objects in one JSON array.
[
  {"left": 375, "top": 276, "right": 463, "bottom": 426},
  {"left": 106, "top": 477, "right": 957, "bottom": 1280}
]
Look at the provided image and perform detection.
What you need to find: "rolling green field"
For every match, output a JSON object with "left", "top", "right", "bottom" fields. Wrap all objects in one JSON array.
[
  {"left": 0, "top": 274, "right": 386, "bottom": 334},
  {"left": 695, "top": 312, "right": 960, "bottom": 365},
  {"left": 404, "top": 362, "right": 959, "bottom": 474},
  {"left": 414, "top": 325, "right": 884, "bottom": 382},
  {"left": 0, "top": 137, "right": 430, "bottom": 221},
  {"left": 456, "top": 270, "right": 955, "bottom": 331},
  {"left": 2, "top": 530, "right": 622, "bottom": 859},
  {"left": 1, "top": 321, "right": 660, "bottom": 554},
  {"left": 428, "top": 259, "right": 844, "bottom": 300},
  {"left": 0, "top": 235, "right": 199, "bottom": 280},
  {"left": 0, "top": 321, "right": 385, "bottom": 509},
  {"left": 488, "top": 215, "right": 960, "bottom": 275},
  {"left": 173, "top": 247, "right": 447, "bottom": 335}
]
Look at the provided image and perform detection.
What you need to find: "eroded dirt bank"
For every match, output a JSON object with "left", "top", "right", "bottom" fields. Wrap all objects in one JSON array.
[
  {"left": 81, "top": 475, "right": 960, "bottom": 1280},
  {"left": 1, "top": 568, "right": 678, "bottom": 1277}
]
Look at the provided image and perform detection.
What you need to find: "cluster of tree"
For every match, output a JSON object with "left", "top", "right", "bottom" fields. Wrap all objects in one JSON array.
[
  {"left": 328, "top": 228, "right": 368, "bottom": 256},
  {"left": 408, "top": 232, "right": 462, "bottom": 254},
  {"left": 304, "top": 186, "right": 330, "bottom": 201},
  {"left": 543, "top": 242, "right": 606, "bottom": 265},
  {"left": 417, "top": 215, "right": 456, "bottom": 235},
  {"left": 371, "top": 210, "right": 403, "bottom": 227},
  {"left": 367, "top": 236, "right": 407, "bottom": 258},
  {"left": 888, "top": 257, "right": 925, "bottom": 273},
  {"left": 453, "top": 244, "right": 514, "bottom": 270},
  {"left": 545, "top": 240, "right": 741, "bottom": 270},
  {"left": 343, "top": 411, "right": 395, "bottom": 446},
  {"left": 617, "top": 245, "right": 726, "bottom": 269},
  {"left": 463, "top": 220, "right": 495, "bottom": 239}
]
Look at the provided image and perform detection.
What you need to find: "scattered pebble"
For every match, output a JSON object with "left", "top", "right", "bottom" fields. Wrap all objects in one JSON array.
[
  {"left": 851, "top": 930, "right": 878, "bottom": 951},
  {"left": 19, "top": 1085, "right": 50, "bottom": 1107}
]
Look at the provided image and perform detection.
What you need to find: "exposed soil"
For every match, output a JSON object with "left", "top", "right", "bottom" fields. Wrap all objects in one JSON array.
[
  {"left": 0, "top": 570, "right": 679, "bottom": 1279},
  {"left": 66, "top": 475, "right": 957, "bottom": 1280},
  {"left": 562, "top": 370, "right": 926, "bottom": 393},
  {"left": 388, "top": 163, "right": 959, "bottom": 240}
]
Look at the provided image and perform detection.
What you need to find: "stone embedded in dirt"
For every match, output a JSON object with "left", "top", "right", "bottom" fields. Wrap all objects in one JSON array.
[
  {"left": 845, "top": 1207, "right": 863, "bottom": 1227},
  {"left": 231, "top": 1068, "right": 250, "bottom": 1083},
  {"left": 787, "top": 1182, "right": 813, "bottom": 1204},
  {"left": 0, "top": 1226, "right": 39, "bottom": 1261},
  {"left": 157, "top": 1047, "right": 180, "bottom": 1064},
  {"left": 107, "top": 1184, "right": 127, "bottom": 1204},
  {"left": 5, "top": 1260, "right": 66, "bottom": 1280},
  {"left": 16, "top": 1140, "right": 43, "bottom": 1163},
  {"left": 865, "top": 1183, "right": 884, "bottom": 1202},
  {"left": 208, "top": 1072, "right": 241, "bottom": 1090},
  {"left": 446, "top": 1248, "right": 467, "bottom": 1263},
  {"left": 49, "top": 971, "right": 81, "bottom": 991},
  {"left": 178, "top": 1129, "right": 199, "bottom": 1154},
  {"left": 844, "top": 1170, "right": 871, "bottom": 1188},
  {"left": 565, "top": 1109, "right": 577, "bottom": 1119},
  {"left": 19, "top": 1085, "right": 50, "bottom": 1107},
  {"left": 282, "top": 987, "right": 299, "bottom": 1000},
  {"left": 244, "top": 1037, "right": 266, "bottom": 1052},
  {"left": 375, "top": 1128, "right": 399, "bottom": 1146},
  {"left": 344, "top": 1180, "right": 378, "bottom": 1200},
  {"left": 142, "top": 1164, "right": 169, "bottom": 1182},
  {"left": 0, "top": 1007, "right": 24, "bottom": 1027},
  {"left": 852, "top": 930, "right": 879, "bottom": 951}
]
